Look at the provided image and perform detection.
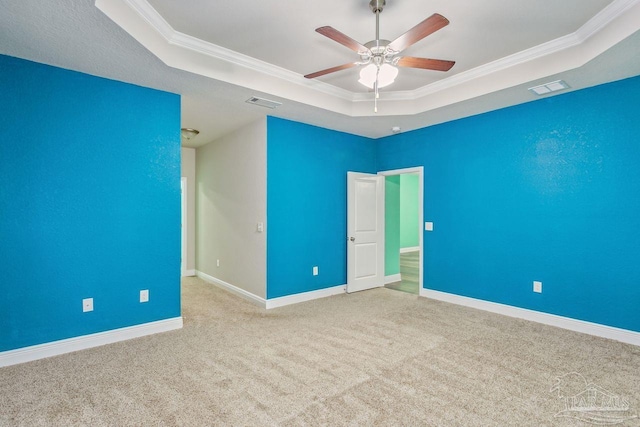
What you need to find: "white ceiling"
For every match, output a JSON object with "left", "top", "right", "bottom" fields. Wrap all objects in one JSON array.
[
  {"left": 1, "top": 0, "right": 640, "bottom": 148},
  {"left": 146, "top": 0, "right": 611, "bottom": 92}
]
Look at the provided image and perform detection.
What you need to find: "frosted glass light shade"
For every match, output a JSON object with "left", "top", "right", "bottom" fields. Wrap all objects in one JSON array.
[
  {"left": 358, "top": 63, "right": 398, "bottom": 89},
  {"left": 181, "top": 128, "right": 200, "bottom": 140}
]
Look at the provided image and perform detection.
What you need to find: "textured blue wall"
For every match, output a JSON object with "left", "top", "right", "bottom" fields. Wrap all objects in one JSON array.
[
  {"left": 0, "top": 55, "right": 181, "bottom": 351},
  {"left": 266, "top": 117, "right": 376, "bottom": 299},
  {"left": 377, "top": 76, "right": 640, "bottom": 332}
]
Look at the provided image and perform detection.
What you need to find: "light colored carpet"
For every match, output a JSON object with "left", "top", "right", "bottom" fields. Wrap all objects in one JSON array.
[{"left": 1, "top": 277, "right": 639, "bottom": 426}]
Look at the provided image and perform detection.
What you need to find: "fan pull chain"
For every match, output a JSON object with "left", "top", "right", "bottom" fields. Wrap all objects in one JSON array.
[{"left": 374, "top": 67, "right": 380, "bottom": 113}]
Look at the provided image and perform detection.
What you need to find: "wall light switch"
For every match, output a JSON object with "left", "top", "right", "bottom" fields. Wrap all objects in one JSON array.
[
  {"left": 82, "top": 298, "right": 93, "bottom": 312},
  {"left": 533, "top": 281, "right": 542, "bottom": 293},
  {"left": 425, "top": 222, "right": 434, "bottom": 231},
  {"left": 313, "top": 266, "right": 319, "bottom": 276},
  {"left": 140, "top": 289, "right": 149, "bottom": 303},
  {"left": 216, "top": 259, "right": 220, "bottom": 267}
]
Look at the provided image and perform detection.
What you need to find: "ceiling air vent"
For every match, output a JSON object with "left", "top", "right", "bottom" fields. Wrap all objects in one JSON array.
[
  {"left": 528, "top": 80, "right": 570, "bottom": 96},
  {"left": 245, "top": 96, "right": 282, "bottom": 109}
]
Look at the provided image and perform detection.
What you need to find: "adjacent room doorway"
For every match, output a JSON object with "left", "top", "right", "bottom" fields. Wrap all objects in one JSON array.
[
  {"left": 379, "top": 167, "right": 424, "bottom": 295},
  {"left": 345, "top": 167, "right": 424, "bottom": 295}
]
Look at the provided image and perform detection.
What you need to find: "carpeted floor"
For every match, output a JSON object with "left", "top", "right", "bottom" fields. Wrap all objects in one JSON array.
[{"left": 1, "top": 277, "right": 639, "bottom": 426}]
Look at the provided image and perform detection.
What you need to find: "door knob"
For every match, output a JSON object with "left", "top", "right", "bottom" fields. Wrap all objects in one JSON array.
[{"left": 349, "top": 237, "right": 355, "bottom": 242}]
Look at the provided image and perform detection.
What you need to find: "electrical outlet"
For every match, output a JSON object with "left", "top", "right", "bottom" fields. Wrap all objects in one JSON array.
[
  {"left": 82, "top": 298, "right": 93, "bottom": 312},
  {"left": 140, "top": 289, "right": 149, "bottom": 303},
  {"left": 425, "top": 222, "right": 434, "bottom": 231},
  {"left": 313, "top": 266, "right": 319, "bottom": 276},
  {"left": 257, "top": 222, "right": 264, "bottom": 232},
  {"left": 533, "top": 281, "right": 542, "bottom": 293}
]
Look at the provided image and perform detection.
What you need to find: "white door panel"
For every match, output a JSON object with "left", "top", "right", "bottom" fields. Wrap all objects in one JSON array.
[
  {"left": 355, "top": 180, "right": 377, "bottom": 231},
  {"left": 347, "top": 172, "right": 384, "bottom": 293}
]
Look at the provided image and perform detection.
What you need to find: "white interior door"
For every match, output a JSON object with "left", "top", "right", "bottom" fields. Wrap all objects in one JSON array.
[{"left": 347, "top": 172, "right": 385, "bottom": 293}]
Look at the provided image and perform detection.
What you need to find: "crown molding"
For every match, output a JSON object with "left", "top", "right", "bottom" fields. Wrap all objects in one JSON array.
[
  {"left": 577, "top": 0, "right": 639, "bottom": 42},
  {"left": 352, "top": 33, "right": 580, "bottom": 103},
  {"left": 101, "top": 0, "right": 640, "bottom": 115},
  {"left": 413, "top": 33, "right": 581, "bottom": 99},
  {"left": 170, "top": 32, "right": 355, "bottom": 101},
  {"left": 122, "top": 0, "right": 173, "bottom": 40},
  {"left": 121, "top": 0, "right": 355, "bottom": 101},
  {"left": 352, "top": 0, "right": 640, "bottom": 103}
]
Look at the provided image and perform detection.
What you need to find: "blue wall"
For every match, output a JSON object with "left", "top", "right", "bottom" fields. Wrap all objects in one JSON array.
[
  {"left": 377, "top": 76, "right": 640, "bottom": 332},
  {"left": 266, "top": 117, "right": 376, "bottom": 298},
  {"left": 0, "top": 55, "right": 181, "bottom": 351}
]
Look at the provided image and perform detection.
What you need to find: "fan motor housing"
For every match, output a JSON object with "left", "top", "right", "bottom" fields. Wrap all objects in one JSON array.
[{"left": 364, "top": 40, "right": 390, "bottom": 52}]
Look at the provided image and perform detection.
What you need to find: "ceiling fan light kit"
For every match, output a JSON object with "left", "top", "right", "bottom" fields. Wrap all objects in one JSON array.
[
  {"left": 359, "top": 63, "right": 398, "bottom": 89},
  {"left": 305, "top": 0, "right": 455, "bottom": 112}
]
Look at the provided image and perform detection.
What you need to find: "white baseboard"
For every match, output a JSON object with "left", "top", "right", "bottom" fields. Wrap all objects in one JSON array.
[
  {"left": 420, "top": 288, "right": 640, "bottom": 347},
  {"left": 184, "top": 269, "right": 196, "bottom": 277},
  {"left": 0, "top": 317, "right": 183, "bottom": 368},
  {"left": 385, "top": 274, "right": 401, "bottom": 284},
  {"left": 266, "top": 285, "right": 346, "bottom": 309},
  {"left": 400, "top": 246, "right": 420, "bottom": 254},
  {"left": 195, "top": 271, "right": 348, "bottom": 310},
  {"left": 196, "top": 271, "right": 266, "bottom": 308}
]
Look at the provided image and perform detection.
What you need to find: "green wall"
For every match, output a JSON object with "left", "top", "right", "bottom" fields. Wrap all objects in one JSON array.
[
  {"left": 400, "top": 174, "right": 419, "bottom": 249},
  {"left": 385, "top": 175, "right": 400, "bottom": 276}
]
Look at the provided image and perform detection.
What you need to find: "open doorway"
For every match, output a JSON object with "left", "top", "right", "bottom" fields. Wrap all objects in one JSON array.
[{"left": 379, "top": 168, "right": 423, "bottom": 295}]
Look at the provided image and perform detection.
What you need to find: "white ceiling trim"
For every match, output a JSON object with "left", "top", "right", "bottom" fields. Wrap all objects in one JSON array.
[
  {"left": 352, "top": 33, "right": 582, "bottom": 102},
  {"left": 578, "top": 0, "right": 640, "bottom": 41},
  {"left": 118, "top": 0, "right": 354, "bottom": 102},
  {"left": 354, "top": 0, "right": 640, "bottom": 102},
  {"left": 98, "top": 0, "right": 640, "bottom": 118},
  {"left": 122, "top": 0, "right": 172, "bottom": 40},
  {"left": 96, "top": 0, "right": 359, "bottom": 117},
  {"left": 169, "top": 33, "right": 354, "bottom": 102}
]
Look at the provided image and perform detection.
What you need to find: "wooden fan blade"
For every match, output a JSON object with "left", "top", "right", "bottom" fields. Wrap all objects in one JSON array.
[
  {"left": 387, "top": 13, "right": 449, "bottom": 53},
  {"left": 304, "top": 62, "right": 358, "bottom": 79},
  {"left": 316, "top": 26, "right": 369, "bottom": 53},
  {"left": 396, "top": 56, "right": 455, "bottom": 72}
]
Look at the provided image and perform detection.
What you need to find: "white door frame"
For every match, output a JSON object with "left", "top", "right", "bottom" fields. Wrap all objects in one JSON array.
[
  {"left": 181, "top": 177, "right": 187, "bottom": 277},
  {"left": 378, "top": 167, "right": 424, "bottom": 293}
]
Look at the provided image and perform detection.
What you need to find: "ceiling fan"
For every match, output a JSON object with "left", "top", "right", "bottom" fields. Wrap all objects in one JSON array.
[{"left": 304, "top": 0, "right": 455, "bottom": 112}]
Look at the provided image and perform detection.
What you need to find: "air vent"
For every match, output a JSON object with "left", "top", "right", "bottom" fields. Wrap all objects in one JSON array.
[
  {"left": 245, "top": 96, "right": 282, "bottom": 109},
  {"left": 528, "top": 80, "right": 570, "bottom": 96}
]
